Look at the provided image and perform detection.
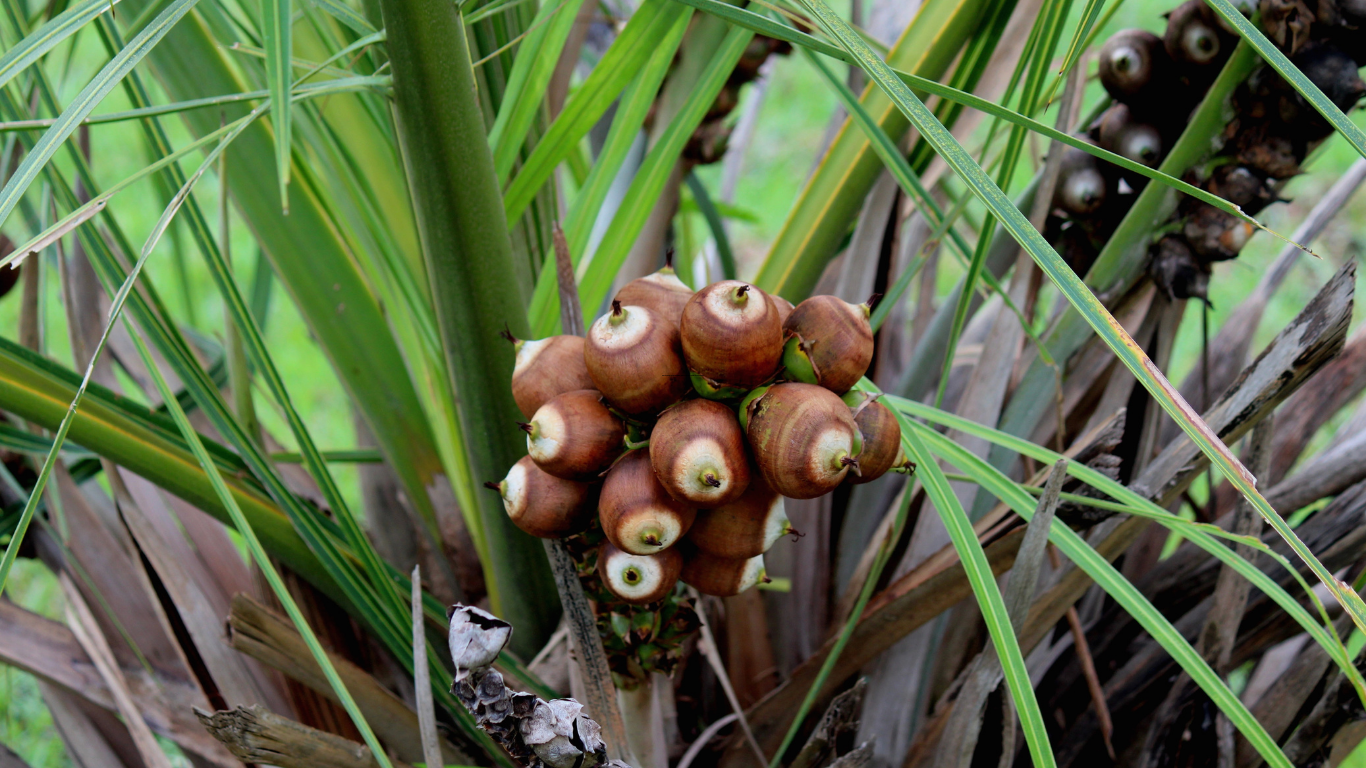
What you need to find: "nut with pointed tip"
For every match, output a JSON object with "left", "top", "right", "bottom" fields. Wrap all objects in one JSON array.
[
  {"left": 746, "top": 383, "right": 859, "bottom": 499},
  {"left": 614, "top": 265, "right": 695, "bottom": 328},
  {"left": 685, "top": 474, "right": 788, "bottom": 559},
  {"left": 679, "top": 547, "right": 765, "bottom": 596},
  {"left": 780, "top": 294, "right": 876, "bottom": 394},
  {"left": 599, "top": 450, "right": 696, "bottom": 554},
  {"left": 1099, "top": 29, "right": 1168, "bottom": 102},
  {"left": 597, "top": 541, "right": 683, "bottom": 604},
  {"left": 1165, "top": 0, "right": 1225, "bottom": 67},
  {"left": 1097, "top": 104, "right": 1164, "bottom": 168},
  {"left": 841, "top": 392, "right": 904, "bottom": 484},
  {"left": 650, "top": 399, "right": 751, "bottom": 507},
  {"left": 524, "top": 389, "right": 626, "bottom": 480},
  {"left": 508, "top": 334, "right": 596, "bottom": 419},
  {"left": 585, "top": 302, "right": 690, "bottom": 415},
  {"left": 487, "top": 456, "right": 597, "bottom": 538},
  {"left": 680, "top": 280, "right": 784, "bottom": 389},
  {"left": 1053, "top": 145, "right": 1107, "bottom": 216}
]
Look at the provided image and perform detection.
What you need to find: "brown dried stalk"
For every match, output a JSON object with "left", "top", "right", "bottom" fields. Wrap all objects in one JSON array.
[{"left": 196, "top": 705, "right": 409, "bottom": 768}]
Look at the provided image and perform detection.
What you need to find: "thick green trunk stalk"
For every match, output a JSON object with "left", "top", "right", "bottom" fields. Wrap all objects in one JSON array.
[{"left": 378, "top": 0, "right": 557, "bottom": 655}]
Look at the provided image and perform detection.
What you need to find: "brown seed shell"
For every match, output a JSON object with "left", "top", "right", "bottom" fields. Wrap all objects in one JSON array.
[
  {"left": 614, "top": 269, "right": 694, "bottom": 328},
  {"left": 526, "top": 389, "right": 626, "bottom": 480},
  {"left": 782, "top": 295, "right": 873, "bottom": 394},
  {"left": 746, "top": 383, "right": 857, "bottom": 499},
  {"left": 1165, "top": 0, "right": 1224, "bottom": 67},
  {"left": 511, "top": 335, "right": 595, "bottom": 418},
  {"left": 849, "top": 399, "right": 902, "bottom": 484},
  {"left": 498, "top": 456, "right": 598, "bottom": 538},
  {"left": 599, "top": 450, "right": 697, "bottom": 555},
  {"left": 685, "top": 474, "right": 787, "bottom": 559},
  {"left": 649, "top": 399, "right": 751, "bottom": 507},
  {"left": 680, "top": 280, "right": 783, "bottom": 389},
  {"left": 585, "top": 303, "right": 691, "bottom": 415},
  {"left": 770, "top": 294, "right": 795, "bottom": 325},
  {"left": 679, "top": 547, "right": 765, "bottom": 597},
  {"left": 1099, "top": 29, "right": 1163, "bottom": 100},
  {"left": 597, "top": 541, "right": 682, "bottom": 604}
]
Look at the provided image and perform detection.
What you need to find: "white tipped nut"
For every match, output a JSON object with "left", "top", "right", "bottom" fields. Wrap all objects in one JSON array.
[
  {"left": 521, "top": 698, "right": 606, "bottom": 768},
  {"left": 447, "top": 604, "right": 511, "bottom": 679}
]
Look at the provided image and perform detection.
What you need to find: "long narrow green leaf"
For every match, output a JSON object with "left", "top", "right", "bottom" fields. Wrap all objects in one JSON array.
[
  {"left": 265, "top": 0, "right": 294, "bottom": 210},
  {"left": 797, "top": 0, "right": 1366, "bottom": 637},
  {"left": 899, "top": 427, "right": 1056, "bottom": 768},
  {"left": 897, "top": 413, "right": 1296, "bottom": 766},
  {"left": 1205, "top": 0, "right": 1366, "bottom": 161},
  {"left": 527, "top": 11, "right": 689, "bottom": 336},
  {"left": 487, "top": 0, "right": 588, "bottom": 182},
  {"left": 0, "top": 0, "right": 123, "bottom": 92},
  {"left": 0, "top": 0, "right": 200, "bottom": 231},
  {"left": 577, "top": 23, "right": 751, "bottom": 315},
  {"left": 684, "top": 172, "right": 737, "bottom": 280},
  {"left": 502, "top": 0, "right": 688, "bottom": 222},
  {"left": 0, "top": 102, "right": 263, "bottom": 598},
  {"left": 120, "top": 318, "right": 394, "bottom": 768},
  {"left": 309, "top": 0, "right": 377, "bottom": 34},
  {"left": 887, "top": 393, "right": 1366, "bottom": 704}
]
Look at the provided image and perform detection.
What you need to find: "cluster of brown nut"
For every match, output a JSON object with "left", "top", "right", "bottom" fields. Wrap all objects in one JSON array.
[{"left": 488, "top": 267, "right": 908, "bottom": 603}]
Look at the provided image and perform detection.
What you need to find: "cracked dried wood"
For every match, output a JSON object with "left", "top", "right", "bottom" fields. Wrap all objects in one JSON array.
[
  {"left": 196, "top": 705, "right": 412, "bottom": 768},
  {"left": 722, "top": 263, "right": 1354, "bottom": 768},
  {"left": 226, "top": 593, "right": 470, "bottom": 765}
]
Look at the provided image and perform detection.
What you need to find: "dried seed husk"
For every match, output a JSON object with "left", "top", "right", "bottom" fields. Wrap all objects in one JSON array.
[
  {"left": 491, "top": 456, "right": 598, "bottom": 538},
  {"left": 685, "top": 474, "right": 788, "bottom": 558},
  {"left": 780, "top": 295, "right": 874, "bottom": 394},
  {"left": 841, "top": 392, "right": 904, "bottom": 484},
  {"left": 614, "top": 267, "right": 694, "bottom": 328},
  {"left": 585, "top": 302, "right": 691, "bottom": 415},
  {"left": 511, "top": 335, "right": 596, "bottom": 419},
  {"left": 745, "top": 382, "right": 858, "bottom": 499},
  {"left": 679, "top": 547, "right": 765, "bottom": 597},
  {"left": 1165, "top": 0, "right": 1227, "bottom": 68},
  {"left": 525, "top": 389, "right": 626, "bottom": 480},
  {"left": 1099, "top": 29, "right": 1167, "bottom": 102},
  {"left": 599, "top": 450, "right": 697, "bottom": 555},
  {"left": 1148, "top": 235, "right": 1210, "bottom": 301},
  {"left": 680, "top": 280, "right": 784, "bottom": 389},
  {"left": 597, "top": 541, "right": 682, "bottom": 604},
  {"left": 1183, "top": 203, "right": 1254, "bottom": 262},
  {"left": 650, "top": 399, "right": 751, "bottom": 507}
]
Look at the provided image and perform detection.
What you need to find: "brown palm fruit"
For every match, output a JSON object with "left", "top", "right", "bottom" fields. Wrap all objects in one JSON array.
[
  {"left": 585, "top": 301, "right": 690, "bottom": 415},
  {"left": 508, "top": 334, "right": 595, "bottom": 419},
  {"left": 1053, "top": 145, "right": 1107, "bottom": 216},
  {"left": 1099, "top": 29, "right": 1167, "bottom": 102},
  {"left": 614, "top": 264, "right": 694, "bottom": 328},
  {"left": 599, "top": 450, "right": 697, "bottom": 555},
  {"left": 1165, "top": 0, "right": 1226, "bottom": 68},
  {"left": 780, "top": 294, "right": 876, "bottom": 395},
  {"left": 1097, "top": 104, "right": 1164, "bottom": 167},
  {"left": 1183, "top": 203, "right": 1254, "bottom": 262},
  {"left": 745, "top": 383, "right": 859, "bottom": 499},
  {"left": 1149, "top": 236, "right": 1210, "bottom": 301},
  {"left": 770, "top": 294, "right": 795, "bottom": 325},
  {"left": 650, "top": 399, "right": 751, "bottom": 507},
  {"left": 486, "top": 456, "right": 596, "bottom": 538},
  {"left": 680, "top": 548, "right": 765, "bottom": 597},
  {"left": 842, "top": 392, "right": 907, "bottom": 484},
  {"left": 597, "top": 541, "right": 683, "bottom": 604},
  {"left": 685, "top": 474, "right": 789, "bottom": 559},
  {"left": 523, "top": 389, "right": 626, "bottom": 480},
  {"left": 680, "top": 280, "right": 784, "bottom": 390}
]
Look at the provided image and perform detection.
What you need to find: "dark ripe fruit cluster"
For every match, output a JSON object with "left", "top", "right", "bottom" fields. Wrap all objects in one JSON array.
[
  {"left": 492, "top": 266, "right": 911, "bottom": 605},
  {"left": 1047, "top": 0, "right": 1362, "bottom": 296}
]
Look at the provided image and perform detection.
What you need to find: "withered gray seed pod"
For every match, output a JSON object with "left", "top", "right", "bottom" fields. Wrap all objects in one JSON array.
[
  {"left": 447, "top": 604, "right": 512, "bottom": 679},
  {"left": 521, "top": 699, "right": 607, "bottom": 768}
]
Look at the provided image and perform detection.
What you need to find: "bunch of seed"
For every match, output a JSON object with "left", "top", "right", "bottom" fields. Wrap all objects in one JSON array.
[
  {"left": 488, "top": 267, "right": 909, "bottom": 604},
  {"left": 1049, "top": 0, "right": 1364, "bottom": 293}
]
